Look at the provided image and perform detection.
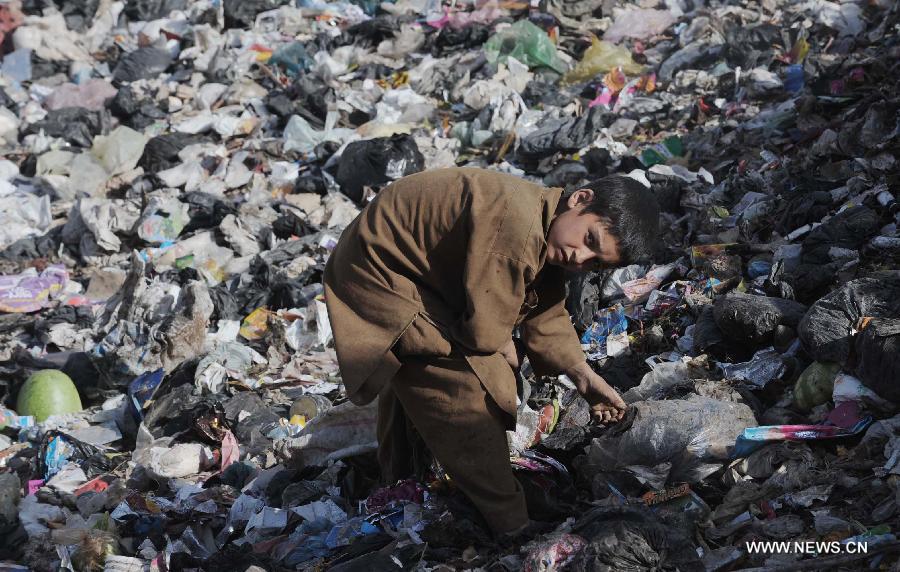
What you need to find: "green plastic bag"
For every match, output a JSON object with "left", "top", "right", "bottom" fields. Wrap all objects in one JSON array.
[
  {"left": 484, "top": 20, "right": 567, "bottom": 73},
  {"left": 794, "top": 361, "right": 841, "bottom": 411},
  {"left": 563, "top": 37, "right": 643, "bottom": 84},
  {"left": 270, "top": 42, "right": 312, "bottom": 76},
  {"left": 641, "top": 136, "right": 684, "bottom": 167}
]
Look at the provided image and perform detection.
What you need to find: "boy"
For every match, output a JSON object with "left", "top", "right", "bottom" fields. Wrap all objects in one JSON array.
[{"left": 324, "top": 167, "right": 659, "bottom": 536}]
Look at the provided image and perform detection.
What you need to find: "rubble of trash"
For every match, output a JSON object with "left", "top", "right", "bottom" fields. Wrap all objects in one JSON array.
[{"left": 0, "top": 0, "right": 899, "bottom": 569}]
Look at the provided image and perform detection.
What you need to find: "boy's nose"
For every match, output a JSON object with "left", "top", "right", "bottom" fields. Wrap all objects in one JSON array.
[{"left": 578, "top": 250, "right": 595, "bottom": 266}]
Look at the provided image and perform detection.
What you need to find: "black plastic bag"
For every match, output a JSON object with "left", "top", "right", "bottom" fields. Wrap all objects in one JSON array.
[
  {"left": 142, "top": 383, "right": 201, "bottom": 439},
  {"left": 139, "top": 133, "right": 210, "bottom": 173},
  {"left": 223, "top": 392, "right": 281, "bottom": 453},
  {"left": 519, "top": 107, "right": 611, "bottom": 158},
  {"left": 335, "top": 134, "right": 425, "bottom": 202},
  {"left": 30, "top": 55, "right": 70, "bottom": 81},
  {"left": 268, "top": 280, "right": 321, "bottom": 311},
  {"left": 27, "top": 107, "right": 110, "bottom": 148},
  {"left": 1, "top": 228, "right": 61, "bottom": 262},
  {"left": 776, "top": 190, "right": 834, "bottom": 236},
  {"left": 109, "top": 85, "right": 167, "bottom": 130},
  {"left": 123, "top": 0, "right": 187, "bottom": 21},
  {"left": 272, "top": 212, "right": 316, "bottom": 239},
  {"left": 762, "top": 260, "right": 795, "bottom": 300},
  {"left": 855, "top": 318, "right": 900, "bottom": 402},
  {"left": 800, "top": 205, "right": 879, "bottom": 265},
  {"left": 693, "top": 305, "right": 724, "bottom": 354},
  {"left": 570, "top": 506, "right": 703, "bottom": 572},
  {"left": 347, "top": 15, "right": 406, "bottom": 47},
  {"left": 713, "top": 292, "right": 806, "bottom": 345},
  {"left": 112, "top": 47, "right": 174, "bottom": 83},
  {"left": 181, "top": 191, "right": 237, "bottom": 233},
  {"left": 56, "top": 0, "right": 100, "bottom": 31},
  {"left": 566, "top": 272, "right": 601, "bottom": 331},
  {"left": 208, "top": 284, "right": 240, "bottom": 321},
  {"left": 429, "top": 24, "right": 491, "bottom": 56},
  {"left": 798, "top": 275, "right": 900, "bottom": 365},
  {"left": 224, "top": 0, "right": 291, "bottom": 28},
  {"left": 523, "top": 80, "right": 574, "bottom": 108},
  {"left": 286, "top": 76, "right": 333, "bottom": 126},
  {"left": 512, "top": 450, "right": 578, "bottom": 521},
  {"left": 0, "top": 87, "right": 14, "bottom": 110},
  {"left": 108, "top": 85, "right": 141, "bottom": 117},
  {"left": 543, "top": 161, "right": 589, "bottom": 188},
  {"left": 294, "top": 169, "right": 329, "bottom": 194},
  {"left": 723, "top": 20, "right": 782, "bottom": 69}
]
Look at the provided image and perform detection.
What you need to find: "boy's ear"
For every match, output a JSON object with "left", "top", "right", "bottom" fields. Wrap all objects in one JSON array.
[{"left": 567, "top": 188, "right": 595, "bottom": 208}]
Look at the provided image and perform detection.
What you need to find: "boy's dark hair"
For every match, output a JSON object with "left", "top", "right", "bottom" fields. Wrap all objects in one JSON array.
[{"left": 578, "top": 175, "right": 660, "bottom": 265}]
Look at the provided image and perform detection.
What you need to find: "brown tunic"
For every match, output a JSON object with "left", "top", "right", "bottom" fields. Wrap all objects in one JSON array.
[{"left": 323, "top": 167, "right": 585, "bottom": 418}]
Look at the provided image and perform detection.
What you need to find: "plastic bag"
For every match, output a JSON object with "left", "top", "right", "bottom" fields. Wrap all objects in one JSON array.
[
  {"left": 91, "top": 126, "right": 148, "bottom": 175},
  {"left": 518, "top": 106, "right": 608, "bottom": 158},
  {"left": 580, "top": 304, "right": 627, "bottom": 345},
  {"left": 139, "top": 133, "right": 210, "bottom": 172},
  {"left": 604, "top": 8, "right": 677, "bottom": 43},
  {"left": 283, "top": 111, "right": 353, "bottom": 156},
  {"left": 569, "top": 506, "right": 703, "bottom": 572},
  {"left": 276, "top": 400, "right": 378, "bottom": 468},
  {"left": 124, "top": 0, "right": 187, "bottom": 21},
  {"left": 833, "top": 373, "right": 894, "bottom": 409},
  {"left": 136, "top": 197, "right": 191, "bottom": 245},
  {"left": 27, "top": 107, "right": 110, "bottom": 148},
  {"left": 719, "top": 347, "right": 786, "bottom": 389},
  {"left": 484, "top": 20, "right": 566, "bottom": 73},
  {"left": 0, "top": 187, "right": 52, "bottom": 251},
  {"left": 563, "top": 38, "right": 643, "bottom": 84},
  {"left": 800, "top": 205, "right": 879, "bottom": 266},
  {"left": 798, "top": 275, "right": 900, "bottom": 365},
  {"left": 583, "top": 395, "right": 757, "bottom": 484},
  {"left": 270, "top": 42, "right": 313, "bottom": 76},
  {"left": 623, "top": 361, "right": 690, "bottom": 403},
  {"left": 112, "top": 47, "right": 174, "bottom": 83},
  {"left": 335, "top": 134, "right": 425, "bottom": 202},
  {"left": 511, "top": 450, "right": 578, "bottom": 521},
  {"left": 713, "top": 292, "right": 806, "bottom": 345},
  {"left": 523, "top": 533, "right": 587, "bottom": 572},
  {"left": 224, "top": 0, "right": 292, "bottom": 28},
  {"left": 793, "top": 361, "right": 841, "bottom": 411},
  {"left": 45, "top": 79, "right": 117, "bottom": 112},
  {"left": 855, "top": 318, "right": 900, "bottom": 403}
]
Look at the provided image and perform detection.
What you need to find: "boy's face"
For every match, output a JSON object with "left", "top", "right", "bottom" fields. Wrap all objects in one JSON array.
[{"left": 546, "top": 189, "right": 622, "bottom": 272}]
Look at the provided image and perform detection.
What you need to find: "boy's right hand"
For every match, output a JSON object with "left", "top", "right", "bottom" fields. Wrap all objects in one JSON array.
[{"left": 564, "top": 361, "right": 627, "bottom": 424}]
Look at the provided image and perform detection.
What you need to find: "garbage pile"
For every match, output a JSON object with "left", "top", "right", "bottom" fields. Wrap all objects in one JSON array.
[{"left": 1, "top": 0, "right": 899, "bottom": 569}]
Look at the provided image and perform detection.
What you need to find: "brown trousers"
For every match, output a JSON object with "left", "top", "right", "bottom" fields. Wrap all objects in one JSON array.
[{"left": 375, "top": 319, "right": 528, "bottom": 534}]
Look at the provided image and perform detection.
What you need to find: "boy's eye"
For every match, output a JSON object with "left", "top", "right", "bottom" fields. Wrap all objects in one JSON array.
[{"left": 586, "top": 232, "right": 594, "bottom": 246}]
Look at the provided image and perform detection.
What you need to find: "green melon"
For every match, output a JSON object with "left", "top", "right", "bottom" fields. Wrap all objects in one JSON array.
[{"left": 16, "top": 370, "right": 83, "bottom": 422}]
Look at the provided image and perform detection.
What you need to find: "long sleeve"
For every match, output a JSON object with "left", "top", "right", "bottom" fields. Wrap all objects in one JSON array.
[{"left": 520, "top": 265, "right": 586, "bottom": 376}]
